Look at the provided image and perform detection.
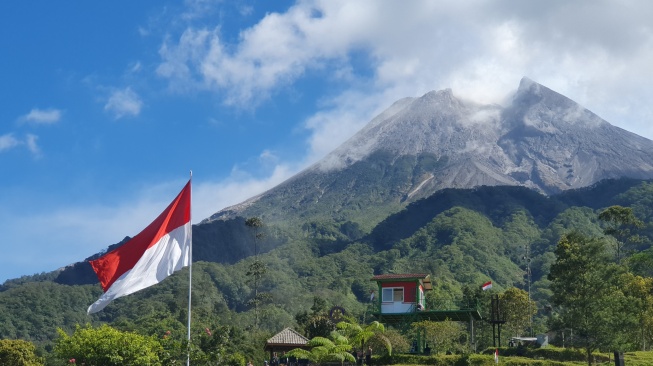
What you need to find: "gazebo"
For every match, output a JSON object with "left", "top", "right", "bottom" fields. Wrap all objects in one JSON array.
[{"left": 264, "top": 327, "right": 310, "bottom": 361}]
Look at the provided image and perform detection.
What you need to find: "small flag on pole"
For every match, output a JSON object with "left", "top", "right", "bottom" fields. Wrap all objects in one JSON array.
[
  {"left": 494, "top": 348, "right": 498, "bottom": 364},
  {"left": 482, "top": 281, "right": 493, "bottom": 291},
  {"left": 87, "top": 180, "right": 192, "bottom": 314}
]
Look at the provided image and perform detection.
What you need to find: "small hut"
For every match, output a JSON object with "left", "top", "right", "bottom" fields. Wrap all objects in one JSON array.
[
  {"left": 370, "top": 273, "right": 482, "bottom": 353},
  {"left": 264, "top": 327, "right": 310, "bottom": 362}
]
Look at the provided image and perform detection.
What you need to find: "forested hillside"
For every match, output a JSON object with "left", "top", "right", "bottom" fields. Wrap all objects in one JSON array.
[{"left": 2, "top": 178, "right": 653, "bottom": 364}]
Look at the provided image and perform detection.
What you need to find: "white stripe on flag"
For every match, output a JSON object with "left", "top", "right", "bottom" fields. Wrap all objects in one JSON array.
[{"left": 88, "top": 222, "right": 190, "bottom": 313}]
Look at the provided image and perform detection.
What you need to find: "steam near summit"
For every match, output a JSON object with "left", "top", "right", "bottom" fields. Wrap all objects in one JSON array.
[{"left": 208, "top": 77, "right": 653, "bottom": 223}]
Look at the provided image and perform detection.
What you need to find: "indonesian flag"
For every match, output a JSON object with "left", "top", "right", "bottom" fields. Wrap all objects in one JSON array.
[
  {"left": 87, "top": 180, "right": 191, "bottom": 314},
  {"left": 482, "top": 281, "right": 493, "bottom": 291}
]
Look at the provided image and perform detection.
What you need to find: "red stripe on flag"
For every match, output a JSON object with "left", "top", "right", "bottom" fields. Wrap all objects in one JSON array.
[{"left": 90, "top": 181, "right": 191, "bottom": 292}]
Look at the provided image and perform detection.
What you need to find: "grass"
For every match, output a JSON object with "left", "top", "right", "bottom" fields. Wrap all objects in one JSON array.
[{"left": 380, "top": 348, "right": 653, "bottom": 365}]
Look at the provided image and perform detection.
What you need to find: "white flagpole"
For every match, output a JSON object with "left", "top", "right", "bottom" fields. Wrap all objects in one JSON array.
[{"left": 187, "top": 171, "right": 193, "bottom": 366}]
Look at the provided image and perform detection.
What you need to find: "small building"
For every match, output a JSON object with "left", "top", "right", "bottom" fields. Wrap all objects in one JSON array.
[
  {"left": 370, "top": 273, "right": 482, "bottom": 353},
  {"left": 264, "top": 327, "right": 310, "bottom": 362},
  {"left": 372, "top": 273, "right": 431, "bottom": 314}
]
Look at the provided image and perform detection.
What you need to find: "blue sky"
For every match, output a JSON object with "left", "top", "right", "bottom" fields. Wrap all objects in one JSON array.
[{"left": 2, "top": 0, "right": 653, "bottom": 283}]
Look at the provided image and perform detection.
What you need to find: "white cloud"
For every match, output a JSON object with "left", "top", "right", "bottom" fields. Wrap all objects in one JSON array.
[
  {"left": 104, "top": 87, "right": 143, "bottom": 119},
  {"left": 20, "top": 108, "right": 62, "bottom": 124},
  {"left": 180, "top": 0, "right": 222, "bottom": 22},
  {"left": 130, "top": 61, "right": 143, "bottom": 73},
  {"left": 0, "top": 133, "right": 41, "bottom": 157},
  {"left": 259, "top": 149, "right": 279, "bottom": 163},
  {"left": 193, "top": 164, "right": 295, "bottom": 221},
  {"left": 157, "top": 1, "right": 379, "bottom": 106},
  {"left": 25, "top": 134, "right": 41, "bottom": 157},
  {"left": 0, "top": 133, "right": 20, "bottom": 152},
  {"left": 303, "top": 88, "right": 384, "bottom": 163}
]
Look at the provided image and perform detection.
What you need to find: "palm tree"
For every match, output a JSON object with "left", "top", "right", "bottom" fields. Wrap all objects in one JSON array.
[
  {"left": 336, "top": 317, "right": 392, "bottom": 356},
  {"left": 286, "top": 331, "right": 355, "bottom": 366}
]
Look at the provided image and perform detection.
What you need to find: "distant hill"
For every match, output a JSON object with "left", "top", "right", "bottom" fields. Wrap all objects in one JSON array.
[{"left": 2, "top": 178, "right": 653, "bottom": 350}]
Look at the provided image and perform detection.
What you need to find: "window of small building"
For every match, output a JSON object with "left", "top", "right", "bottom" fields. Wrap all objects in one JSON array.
[{"left": 382, "top": 287, "right": 404, "bottom": 302}]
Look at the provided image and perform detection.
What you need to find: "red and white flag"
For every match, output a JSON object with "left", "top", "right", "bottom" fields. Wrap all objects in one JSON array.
[
  {"left": 494, "top": 348, "right": 498, "bottom": 364},
  {"left": 87, "top": 180, "right": 191, "bottom": 314},
  {"left": 482, "top": 281, "right": 493, "bottom": 291}
]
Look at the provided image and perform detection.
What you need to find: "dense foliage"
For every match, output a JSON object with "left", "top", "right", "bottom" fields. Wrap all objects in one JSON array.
[
  {"left": 1, "top": 178, "right": 653, "bottom": 365},
  {"left": 0, "top": 339, "right": 43, "bottom": 366},
  {"left": 54, "top": 324, "right": 163, "bottom": 365}
]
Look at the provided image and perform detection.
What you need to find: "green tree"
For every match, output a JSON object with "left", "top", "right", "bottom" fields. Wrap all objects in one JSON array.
[
  {"left": 54, "top": 324, "right": 163, "bottom": 366},
  {"left": 0, "top": 339, "right": 43, "bottom": 366},
  {"left": 598, "top": 205, "right": 644, "bottom": 263},
  {"left": 548, "top": 232, "right": 630, "bottom": 365},
  {"left": 500, "top": 287, "right": 537, "bottom": 339},
  {"left": 629, "top": 249, "right": 653, "bottom": 277},
  {"left": 189, "top": 324, "right": 247, "bottom": 366},
  {"left": 411, "top": 319, "right": 465, "bottom": 354},
  {"left": 462, "top": 285, "right": 493, "bottom": 351},
  {"left": 295, "top": 297, "right": 336, "bottom": 339},
  {"left": 369, "top": 328, "right": 410, "bottom": 354},
  {"left": 621, "top": 273, "right": 653, "bottom": 351}
]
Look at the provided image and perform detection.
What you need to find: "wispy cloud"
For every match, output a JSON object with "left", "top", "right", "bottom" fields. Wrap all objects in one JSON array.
[
  {"left": 180, "top": 0, "right": 222, "bottom": 21},
  {"left": 19, "top": 108, "right": 62, "bottom": 125},
  {"left": 25, "top": 134, "right": 41, "bottom": 158},
  {"left": 0, "top": 133, "right": 20, "bottom": 152},
  {"left": 104, "top": 87, "right": 143, "bottom": 119},
  {"left": 156, "top": 2, "right": 362, "bottom": 106},
  {"left": 0, "top": 133, "right": 41, "bottom": 157},
  {"left": 193, "top": 164, "right": 295, "bottom": 221}
]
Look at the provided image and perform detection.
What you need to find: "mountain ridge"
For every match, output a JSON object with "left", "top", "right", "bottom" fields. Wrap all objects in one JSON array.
[{"left": 208, "top": 77, "right": 653, "bottom": 224}]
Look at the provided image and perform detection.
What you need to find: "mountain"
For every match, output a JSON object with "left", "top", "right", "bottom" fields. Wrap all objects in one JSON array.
[
  {"left": 207, "top": 77, "right": 653, "bottom": 226},
  {"left": 5, "top": 77, "right": 653, "bottom": 355},
  {"left": 44, "top": 77, "right": 653, "bottom": 286}
]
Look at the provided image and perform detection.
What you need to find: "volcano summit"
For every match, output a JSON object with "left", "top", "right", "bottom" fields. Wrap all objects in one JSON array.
[{"left": 208, "top": 78, "right": 653, "bottom": 224}]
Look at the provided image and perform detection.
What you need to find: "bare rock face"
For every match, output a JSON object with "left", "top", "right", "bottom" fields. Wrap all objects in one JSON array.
[
  {"left": 497, "top": 78, "right": 653, "bottom": 193},
  {"left": 207, "top": 78, "right": 653, "bottom": 222},
  {"left": 320, "top": 77, "right": 653, "bottom": 194}
]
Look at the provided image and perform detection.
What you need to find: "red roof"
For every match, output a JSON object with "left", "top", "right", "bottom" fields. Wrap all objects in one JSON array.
[{"left": 371, "top": 273, "right": 432, "bottom": 290}]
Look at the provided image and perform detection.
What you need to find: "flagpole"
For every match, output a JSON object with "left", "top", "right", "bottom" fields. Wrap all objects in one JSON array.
[{"left": 187, "top": 171, "right": 193, "bottom": 366}]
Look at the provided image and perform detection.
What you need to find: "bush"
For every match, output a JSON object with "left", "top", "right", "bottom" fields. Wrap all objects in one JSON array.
[
  {"left": 0, "top": 339, "right": 44, "bottom": 366},
  {"left": 375, "top": 353, "right": 470, "bottom": 366}
]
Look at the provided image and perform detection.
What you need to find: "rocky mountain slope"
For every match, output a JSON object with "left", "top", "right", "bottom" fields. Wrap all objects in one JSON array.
[{"left": 208, "top": 77, "right": 653, "bottom": 225}]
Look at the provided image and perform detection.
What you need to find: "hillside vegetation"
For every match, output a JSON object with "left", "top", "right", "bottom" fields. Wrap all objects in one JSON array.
[{"left": 2, "top": 178, "right": 653, "bottom": 365}]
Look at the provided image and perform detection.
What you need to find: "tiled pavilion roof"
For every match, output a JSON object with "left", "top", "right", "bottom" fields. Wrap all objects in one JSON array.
[{"left": 266, "top": 328, "right": 309, "bottom": 347}]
